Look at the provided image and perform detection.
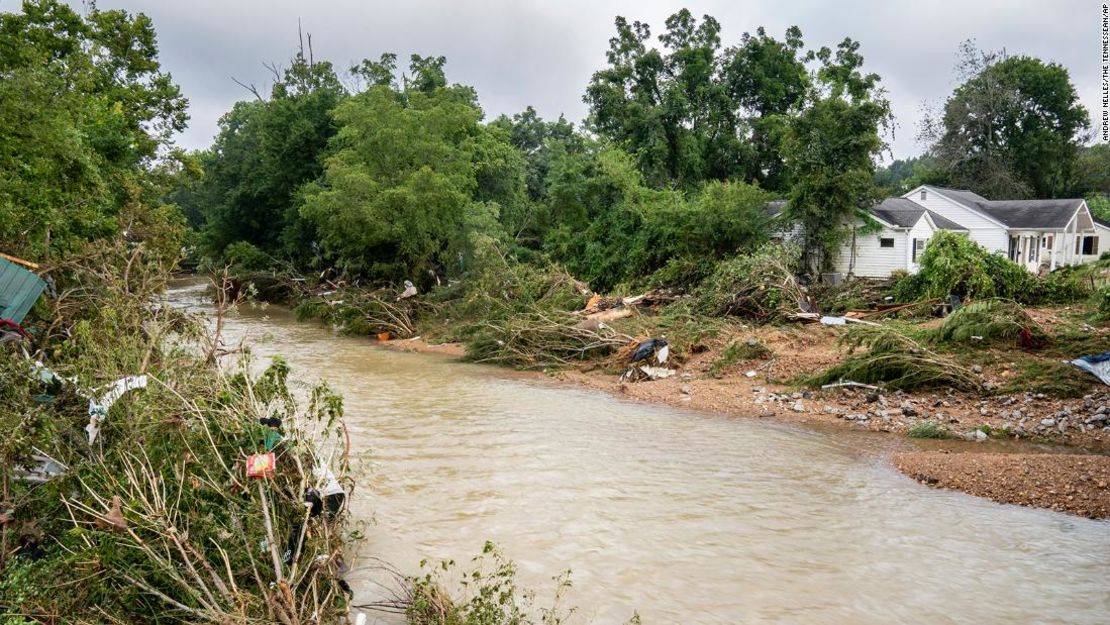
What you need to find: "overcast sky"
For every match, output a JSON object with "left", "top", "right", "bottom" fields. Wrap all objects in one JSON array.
[{"left": 20, "top": 0, "right": 1110, "bottom": 160}]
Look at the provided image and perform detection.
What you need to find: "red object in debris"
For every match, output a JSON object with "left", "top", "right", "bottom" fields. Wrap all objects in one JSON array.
[{"left": 246, "top": 453, "right": 276, "bottom": 479}]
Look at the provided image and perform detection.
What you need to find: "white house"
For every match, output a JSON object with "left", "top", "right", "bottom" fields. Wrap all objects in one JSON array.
[
  {"left": 770, "top": 186, "right": 1102, "bottom": 279},
  {"left": 903, "top": 186, "right": 1100, "bottom": 273}
]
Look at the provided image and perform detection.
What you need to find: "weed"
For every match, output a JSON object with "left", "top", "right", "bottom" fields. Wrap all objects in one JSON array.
[
  {"left": 907, "top": 421, "right": 953, "bottom": 439},
  {"left": 708, "top": 339, "right": 773, "bottom": 378}
]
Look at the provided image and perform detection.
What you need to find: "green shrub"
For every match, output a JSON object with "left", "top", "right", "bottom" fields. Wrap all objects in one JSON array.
[
  {"left": 932, "top": 299, "right": 1044, "bottom": 344},
  {"left": 891, "top": 231, "right": 1033, "bottom": 302},
  {"left": 223, "top": 240, "right": 275, "bottom": 271},
  {"left": 809, "top": 324, "right": 982, "bottom": 391},
  {"left": 907, "top": 421, "right": 953, "bottom": 439}
]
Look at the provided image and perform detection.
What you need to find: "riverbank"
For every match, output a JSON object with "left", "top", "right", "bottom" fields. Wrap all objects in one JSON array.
[{"left": 376, "top": 328, "right": 1110, "bottom": 519}]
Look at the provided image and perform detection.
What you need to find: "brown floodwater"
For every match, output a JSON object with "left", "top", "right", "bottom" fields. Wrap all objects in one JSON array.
[{"left": 168, "top": 281, "right": 1110, "bottom": 625}]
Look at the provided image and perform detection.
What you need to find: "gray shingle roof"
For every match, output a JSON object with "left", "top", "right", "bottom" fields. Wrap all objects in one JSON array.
[
  {"left": 929, "top": 187, "right": 989, "bottom": 208},
  {"left": 926, "top": 186, "right": 1084, "bottom": 229},
  {"left": 925, "top": 210, "right": 968, "bottom": 231},
  {"left": 766, "top": 200, "right": 787, "bottom": 218},
  {"left": 870, "top": 198, "right": 926, "bottom": 228},
  {"left": 977, "top": 199, "right": 1085, "bottom": 229}
]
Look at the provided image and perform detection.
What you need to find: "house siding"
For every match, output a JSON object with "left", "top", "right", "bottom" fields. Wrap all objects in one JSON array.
[
  {"left": 833, "top": 225, "right": 908, "bottom": 278},
  {"left": 904, "top": 188, "right": 1010, "bottom": 255}
]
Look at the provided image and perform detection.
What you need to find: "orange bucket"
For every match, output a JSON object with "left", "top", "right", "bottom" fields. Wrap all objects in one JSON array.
[{"left": 378, "top": 331, "right": 391, "bottom": 341}]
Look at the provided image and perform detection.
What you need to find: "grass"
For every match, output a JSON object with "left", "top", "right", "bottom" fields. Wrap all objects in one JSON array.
[
  {"left": 707, "top": 338, "right": 773, "bottom": 378},
  {"left": 907, "top": 421, "right": 954, "bottom": 439},
  {"left": 996, "top": 359, "right": 1093, "bottom": 399}
]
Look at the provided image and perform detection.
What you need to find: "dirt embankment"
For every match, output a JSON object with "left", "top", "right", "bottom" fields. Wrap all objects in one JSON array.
[{"left": 378, "top": 326, "right": 1110, "bottom": 520}]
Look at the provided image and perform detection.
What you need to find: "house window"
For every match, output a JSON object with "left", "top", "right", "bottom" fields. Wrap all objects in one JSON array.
[
  {"left": 1078, "top": 236, "right": 1099, "bottom": 255},
  {"left": 1027, "top": 237, "right": 1036, "bottom": 262},
  {"left": 920, "top": 190, "right": 927, "bottom": 201},
  {"left": 879, "top": 237, "right": 894, "bottom": 248},
  {"left": 912, "top": 238, "right": 926, "bottom": 263},
  {"left": 1047, "top": 235, "right": 1053, "bottom": 249}
]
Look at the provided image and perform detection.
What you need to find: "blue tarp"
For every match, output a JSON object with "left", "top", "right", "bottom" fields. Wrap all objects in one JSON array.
[
  {"left": 1072, "top": 352, "right": 1110, "bottom": 386},
  {"left": 0, "top": 257, "right": 46, "bottom": 324}
]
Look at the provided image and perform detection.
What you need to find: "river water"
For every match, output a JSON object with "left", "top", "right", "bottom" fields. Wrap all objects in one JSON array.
[{"left": 169, "top": 281, "right": 1110, "bottom": 625}]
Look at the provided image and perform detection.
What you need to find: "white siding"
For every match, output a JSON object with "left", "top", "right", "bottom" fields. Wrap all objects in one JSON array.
[
  {"left": 833, "top": 224, "right": 908, "bottom": 278},
  {"left": 903, "top": 187, "right": 1010, "bottom": 255},
  {"left": 907, "top": 218, "right": 934, "bottom": 273}
]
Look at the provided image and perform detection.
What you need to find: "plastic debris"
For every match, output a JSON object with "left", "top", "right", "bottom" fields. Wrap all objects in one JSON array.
[
  {"left": 12, "top": 450, "right": 68, "bottom": 484},
  {"left": 656, "top": 344, "right": 670, "bottom": 364},
  {"left": 745, "top": 370, "right": 758, "bottom": 378},
  {"left": 86, "top": 375, "right": 148, "bottom": 444},
  {"left": 1072, "top": 352, "right": 1110, "bottom": 386},
  {"left": 246, "top": 453, "right": 276, "bottom": 479},
  {"left": 820, "top": 316, "right": 847, "bottom": 326},
  {"left": 398, "top": 280, "right": 418, "bottom": 300},
  {"left": 313, "top": 455, "right": 346, "bottom": 516}
]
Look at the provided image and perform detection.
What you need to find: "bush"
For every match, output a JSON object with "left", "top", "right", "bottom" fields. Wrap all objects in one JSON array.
[
  {"left": 809, "top": 324, "right": 982, "bottom": 391},
  {"left": 223, "top": 240, "right": 276, "bottom": 271},
  {"left": 891, "top": 231, "right": 1033, "bottom": 302}
]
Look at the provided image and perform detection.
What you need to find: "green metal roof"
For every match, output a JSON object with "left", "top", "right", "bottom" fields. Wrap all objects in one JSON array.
[{"left": 0, "top": 258, "right": 46, "bottom": 324}]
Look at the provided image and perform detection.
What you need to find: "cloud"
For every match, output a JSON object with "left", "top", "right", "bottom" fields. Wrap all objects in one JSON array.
[{"left": 49, "top": 0, "right": 1108, "bottom": 160}]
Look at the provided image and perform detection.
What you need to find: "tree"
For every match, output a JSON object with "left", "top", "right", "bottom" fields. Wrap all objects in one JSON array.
[
  {"left": 722, "top": 26, "right": 809, "bottom": 189},
  {"left": 299, "top": 62, "right": 524, "bottom": 284},
  {"left": 922, "top": 42, "right": 1090, "bottom": 199},
  {"left": 198, "top": 50, "right": 344, "bottom": 264},
  {"left": 781, "top": 38, "right": 892, "bottom": 275},
  {"left": 584, "top": 10, "right": 744, "bottom": 189},
  {"left": 0, "top": 0, "right": 187, "bottom": 259}
]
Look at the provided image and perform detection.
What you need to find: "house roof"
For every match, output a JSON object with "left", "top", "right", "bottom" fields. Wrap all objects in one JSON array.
[
  {"left": 977, "top": 199, "right": 1086, "bottom": 229},
  {"left": 925, "top": 210, "right": 968, "bottom": 231},
  {"left": 767, "top": 197, "right": 970, "bottom": 232},
  {"left": 924, "top": 186, "right": 1085, "bottom": 229},
  {"left": 870, "top": 198, "right": 927, "bottom": 228}
]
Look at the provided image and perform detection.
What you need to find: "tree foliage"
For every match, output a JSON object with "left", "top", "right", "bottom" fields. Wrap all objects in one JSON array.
[
  {"left": 781, "top": 38, "right": 891, "bottom": 274},
  {"left": 298, "top": 71, "right": 524, "bottom": 284},
  {"left": 0, "top": 0, "right": 187, "bottom": 259},
  {"left": 585, "top": 11, "right": 807, "bottom": 191},
  {"left": 922, "top": 42, "right": 1090, "bottom": 199}
]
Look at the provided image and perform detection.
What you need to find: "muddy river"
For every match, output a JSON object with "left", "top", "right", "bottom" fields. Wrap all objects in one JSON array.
[{"left": 169, "top": 281, "right": 1110, "bottom": 624}]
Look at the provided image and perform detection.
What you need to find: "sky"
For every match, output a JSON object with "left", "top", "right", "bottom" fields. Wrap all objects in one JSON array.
[{"left": 16, "top": 0, "right": 1109, "bottom": 160}]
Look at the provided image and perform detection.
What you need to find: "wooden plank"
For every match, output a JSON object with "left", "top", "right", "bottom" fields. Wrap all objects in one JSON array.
[{"left": 0, "top": 252, "right": 39, "bottom": 270}]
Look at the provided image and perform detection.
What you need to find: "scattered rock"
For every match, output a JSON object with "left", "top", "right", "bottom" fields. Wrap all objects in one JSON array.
[{"left": 791, "top": 401, "right": 805, "bottom": 413}]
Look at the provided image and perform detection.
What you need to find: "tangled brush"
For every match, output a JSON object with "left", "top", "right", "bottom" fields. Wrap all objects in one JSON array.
[
  {"left": 810, "top": 324, "right": 982, "bottom": 391},
  {"left": 932, "top": 298, "right": 1046, "bottom": 346}
]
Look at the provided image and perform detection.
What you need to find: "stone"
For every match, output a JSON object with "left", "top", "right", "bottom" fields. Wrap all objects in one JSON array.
[
  {"left": 792, "top": 401, "right": 805, "bottom": 413},
  {"left": 971, "top": 365, "right": 983, "bottom": 374},
  {"left": 1040, "top": 418, "right": 1056, "bottom": 427},
  {"left": 1097, "top": 405, "right": 1107, "bottom": 415},
  {"left": 865, "top": 392, "right": 880, "bottom": 403},
  {"left": 680, "top": 384, "right": 692, "bottom": 395},
  {"left": 902, "top": 406, "right": 918, "bottom": 417}
]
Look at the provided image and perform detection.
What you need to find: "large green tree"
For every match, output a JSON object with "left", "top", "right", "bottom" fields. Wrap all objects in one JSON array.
[
  {"left": 298, "top": 60, "right": 526, "bottom": 284},
  {"left": 585, "top": 11, "right": 809, "bottom": 191},
  {"left": 781, "top": 38, "right": 891, "bottom": 275},
  {"left": 197, "top": 51, "right": 344, "bottom": 264},
  {"left": 923, "top": 42, "right": 1090, "bottom": 199},
  {"left": 0, "top": 0, "right": 187, "bottom": 259}
]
